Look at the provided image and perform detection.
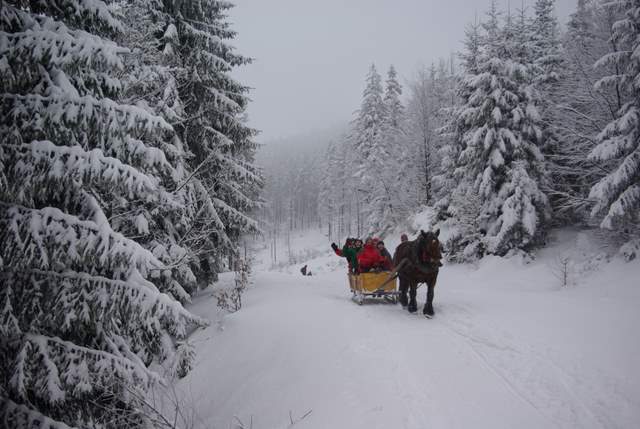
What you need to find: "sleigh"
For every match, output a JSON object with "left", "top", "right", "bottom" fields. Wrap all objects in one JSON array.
[{"left": 348, "top": 271, "right": 398, "bottom": 305}]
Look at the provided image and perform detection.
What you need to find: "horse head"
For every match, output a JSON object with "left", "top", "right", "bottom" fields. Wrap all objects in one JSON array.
[{"left": 417, "top": 229, "right": 442, "bottom": 267}]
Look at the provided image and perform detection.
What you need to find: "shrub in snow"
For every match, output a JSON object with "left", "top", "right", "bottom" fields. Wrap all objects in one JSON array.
[
  {"left": 214, "top": 259, "right": 251, "bottom": 313},
  {"left": 549, "top": 254, "right": 574, "bottom": 287}
]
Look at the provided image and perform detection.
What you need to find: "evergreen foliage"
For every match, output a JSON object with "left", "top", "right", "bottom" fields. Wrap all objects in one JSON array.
[
  {"left": 126, "top": 0, "right": 262, "bottom": 283},
  {"left": 317, "top": 0, "right": 640, "bottom": 261},
  {"left": 545, "top": 0, "right": 622, "bottom": 222},
  {"left": 0, "top": 0, "right": 259, "bottom": 426},
  {"left": 588, "top": 0, "right": 640, "bottom": 241},
  {"left": 442, "top": 1, "right": 550, "bottom": 258}
]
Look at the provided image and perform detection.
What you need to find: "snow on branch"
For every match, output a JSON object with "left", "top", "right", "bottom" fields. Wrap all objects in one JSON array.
[
  {"left": 8, "top": 333, "right": 156, "bottom": 406},
  {"left": 1, "top": 93, "right": 172, "bottom": 136},
  {"left": 0, "top": 23, "right": 126, "bottom": 72},
  {"left": 0, "top": 204, "right": 163, "bottom": 276},
  {"left": 3, "top": 140, "right": 159, "bottom": 200},
  {"left": 213, "top": 197, "right": 259, "bottom": 232},
  {"left": 0, "top": 397, "right": 76, "bottom": 429},
  {"left": 1, "top": 268, "right": 207, "bottom": 337},
  {"left": 194, "top": 180, "right": 228, "bottom": 235},
  {"left": 214, "top": 152, "right": 263, "bottom": 183}
]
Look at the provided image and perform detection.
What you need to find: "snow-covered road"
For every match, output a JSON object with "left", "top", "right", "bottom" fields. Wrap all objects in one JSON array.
[{"left": 178, "top": 243, "right": 640, "bottom": 429}]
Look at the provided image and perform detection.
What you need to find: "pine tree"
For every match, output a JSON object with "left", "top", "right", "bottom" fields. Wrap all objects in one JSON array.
[
  {"left": 320, "top": 139, "right": 349, "bottom": 241},
  {"left": 107, "top": 0, "right": 202, "bottom": 301},
  {"left": 150, "top": 0, "right": 262, "bottom": 280},
  {"left": 445, "top": 2, "right": 550, "bottom": 258},
  {"left": 531, "top": 0, "right": 563, "bottom": 84},
  {"left": 383, "top": 65, "right": 404, "bottom": 131},
  {"left": 434, "top": 21, "right": 481, "bottom": 220},
  {"left": 379, "top": 65, "right": 407, "bottom": 227},
  {"left": 351, "top": 64, "right": 390, "bottom": 235},
  {"left": 352, "top": 64, "right": 386, "bottom": 176},
  {"left": 0, "top": 1, "right": 205, "bottom": 427},
  {"left": 547, "top": 0, "right": 626, "bottom": 222},
  {"left": 588, "top": 0, "right": 640, "bottom": 254},
  {"left": 406, "top": 66, "right": 435, "bottom": 207}
]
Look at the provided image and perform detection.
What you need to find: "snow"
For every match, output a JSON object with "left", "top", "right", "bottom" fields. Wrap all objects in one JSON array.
[{"left": 175, "top": 227, "right": 640, "bottom": 429}]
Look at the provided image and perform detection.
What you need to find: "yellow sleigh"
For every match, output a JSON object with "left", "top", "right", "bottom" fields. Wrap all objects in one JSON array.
[{"left": 348, "top": 272, "right": 398, "bottom": 305}]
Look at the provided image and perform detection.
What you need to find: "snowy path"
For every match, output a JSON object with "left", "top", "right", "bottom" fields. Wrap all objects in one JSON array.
[{"left": 178, "top": 252, "right": 640, "bottom": 429}]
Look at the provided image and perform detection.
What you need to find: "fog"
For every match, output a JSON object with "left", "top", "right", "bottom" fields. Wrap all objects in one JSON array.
[{"left": 229, "top": 0, "right": 578, "bottom": 143}]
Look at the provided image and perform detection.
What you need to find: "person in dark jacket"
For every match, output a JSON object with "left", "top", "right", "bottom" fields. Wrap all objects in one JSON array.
[
  {"left": 376, "top": 240, "right": 393, "bottom": 271},
  {"left": 354, "top": 239, "right": 363, "bottom": 251}
]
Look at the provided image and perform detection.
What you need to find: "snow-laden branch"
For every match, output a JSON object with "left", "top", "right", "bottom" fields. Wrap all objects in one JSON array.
[{"left": 0, "top": 204, "right": 164, "bottom": 276}]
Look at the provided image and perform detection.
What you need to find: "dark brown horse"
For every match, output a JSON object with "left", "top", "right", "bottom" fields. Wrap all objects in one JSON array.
[{"left": 393, "top": 230, "right": 442, "bottom": 316}]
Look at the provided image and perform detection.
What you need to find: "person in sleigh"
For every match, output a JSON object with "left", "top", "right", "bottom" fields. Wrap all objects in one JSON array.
[
  {"left": 331, "top": 238, "right": 361, "bottom": 273},
  {"left": 357, "top": 238, "right": 387, "bottom": 272}
]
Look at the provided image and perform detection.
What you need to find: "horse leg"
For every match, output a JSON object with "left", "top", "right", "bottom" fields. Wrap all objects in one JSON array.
[
  {"left": 398, "top": 276, "right": 408, "bottom": 307},
  {"left": 408, "top": 281, "right": 418, "bottom": 313},
  {"left": 423, "top": 282, "right": 435, "bottom": 316}
]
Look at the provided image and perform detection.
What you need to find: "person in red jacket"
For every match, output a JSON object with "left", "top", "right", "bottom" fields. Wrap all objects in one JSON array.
[{"left": 357, "top": 238, "right": 386, "bottom": 272}]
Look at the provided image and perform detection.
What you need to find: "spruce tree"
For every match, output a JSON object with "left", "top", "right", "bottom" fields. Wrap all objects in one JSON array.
[
  {"left": 351, "top": 64, "right": 388, "bottom": 235},
  {"left": 531, "top": 0, "right": 563, "bottom": 84},
  {"left": 434, "top": 20, "right": 481, "bottom": 221},
  {"left": 0, "top": 1, "right": 205, "bottom": 427},
  {"left": 352, "top": 64, "right": 386, "bottom": 176},
  {"left": 446, "top": 2, "right": 550, "bottom": 258},
  {"left": 108, "top": 0, "right": 202, "bottom": 301},
  {"left": 383, "top": 65, "right": 404, "bottom": 131},
  {"left": 150, "top": 0, "right": 262, "bottom": 280},
  {"left": 379, "top": 65, "right": 407, "bottom": 227},
  {"left": 588, "top": 0, "right": 640, "bottom": 256},
  {"left": 544, "top": 0, "right": 614, "bottom": 222}
]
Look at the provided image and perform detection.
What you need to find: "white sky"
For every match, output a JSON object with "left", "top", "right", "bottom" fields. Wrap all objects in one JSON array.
[{"left": 229, "top": 0, "right": 578, "bottom": 143}]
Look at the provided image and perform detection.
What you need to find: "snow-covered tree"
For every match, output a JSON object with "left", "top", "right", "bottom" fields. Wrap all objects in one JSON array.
[
  {"left": 97, "top": 1, "right": 202, "bottom": 301},
  {"left": 588, "top": 0, "right": 640, "bottom": 251},
  {"left": 444, "top": 2, "right": 550, "bottom": 258},
  {"left": 149, "top": 0, "right": 262, "bottom": 280},
  {"left": 383, "top": 65, "right": 404, "bottom": 131},
  {"left": 378, "top": 65, "right": 408, "bottom": 228},
  {"left": 413, "top": 59, "right": 458, "bottom": 210},
  {"left": 0, "top": 1, "right": 206, "bottom": 427},
  {"left": 531, "top": 0, "right": 563, "bottom": 84},
  {"left": 350, "top": 64, "right": 391, "bottom": 235},
  {"left": 433, "top": 22, "right": 481, "bottom": 220},
  {"left": 405, "top": 67, "right": 435, "bottom": 208},
  {"left": 546, "top": 0, "right": 626, "bottom": 222},
  {"left": 352, "top": 64, "right": 386, "bottom": 178},
  {"left": 319, "top": 137, "right": 355, "bottom": 242}
]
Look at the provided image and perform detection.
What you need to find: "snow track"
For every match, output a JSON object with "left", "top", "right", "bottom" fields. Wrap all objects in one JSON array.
[{"left": 179, "top": 253, "right": 640, "bottom": 429}]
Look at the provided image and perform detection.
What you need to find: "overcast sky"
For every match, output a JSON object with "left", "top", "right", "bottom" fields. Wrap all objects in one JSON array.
[{"left": 229, "top": 0, "right": 578, "bottom": 143}]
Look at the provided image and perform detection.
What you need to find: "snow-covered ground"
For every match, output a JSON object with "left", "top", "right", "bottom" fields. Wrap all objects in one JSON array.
[{"left": 177, "top": 226, "right": 640, "bottom": 429}]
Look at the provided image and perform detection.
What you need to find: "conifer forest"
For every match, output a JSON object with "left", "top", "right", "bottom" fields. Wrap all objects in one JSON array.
[{"left": 1, "top": 1, "right": 640, "bottom": 428}]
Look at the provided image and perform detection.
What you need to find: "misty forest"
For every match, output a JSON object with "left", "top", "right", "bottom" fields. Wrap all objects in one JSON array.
[{"left": 1, "top": 0, "right": 640, "bottom": 428}]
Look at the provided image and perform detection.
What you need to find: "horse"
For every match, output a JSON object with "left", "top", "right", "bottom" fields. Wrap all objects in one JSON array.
[{"left": 393, "top": 229, "right": 442, "bottom": 316}]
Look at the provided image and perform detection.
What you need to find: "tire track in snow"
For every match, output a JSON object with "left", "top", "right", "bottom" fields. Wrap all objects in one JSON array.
[
  {"left": 359, "top": 304, "right": 437, "bottom": 428},
  {"left": 338, "top": 304, "right": 434, "bottom": 429},
  {"left": 436, "top": 302, "right": 612, "bottom": 428}
]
